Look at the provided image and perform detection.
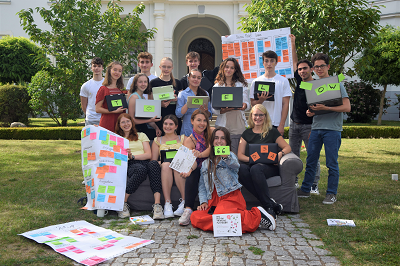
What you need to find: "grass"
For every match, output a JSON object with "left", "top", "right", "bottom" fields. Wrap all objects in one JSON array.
[
  {"left": 0, "top": 139, "right": 399, "bottom": 265},
  {"left": 248, "top": 246, "right": 265, "bottom": 255},
  {"left": 27, "top": 118, "right": 85, "bottom": 127}
]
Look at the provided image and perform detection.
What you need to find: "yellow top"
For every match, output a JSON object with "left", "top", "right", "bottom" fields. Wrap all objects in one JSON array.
[
  {"left": 129, "top": 132, "right": 150, "bottom": 156},
  {"left": 154, "top": 135, "right": 185, "bottom": 155}
]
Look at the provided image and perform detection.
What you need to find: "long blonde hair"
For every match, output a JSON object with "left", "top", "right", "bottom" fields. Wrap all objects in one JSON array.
[
  {"left": 248, "top": 104, "right": 272, "bottom": 138},
  {"left": 159, "top": 57, "right": 176, "bottom": 87}
]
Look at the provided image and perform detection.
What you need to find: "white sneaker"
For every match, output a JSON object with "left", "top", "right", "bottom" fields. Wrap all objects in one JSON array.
[
  {"left": 117, "top": 202, "right": 130, "bottom": 219},
  {"left": 178, "top": 208, "right": 192, "bottom": 226},
  {"left": 152, "top": 204, "right": 165, "bottom": 220},
  {"left": 310, "top": 184, "right": 320, "bottom": 195},
  {"left": 164, "top": 201, "right": 174, "bottom": 218},
  {"left": 173, "top": 199, "right": 185, "bottom": 216}
]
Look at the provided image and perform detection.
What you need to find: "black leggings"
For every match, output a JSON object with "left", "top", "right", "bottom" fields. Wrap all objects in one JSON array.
[
  {"left": 126, "top": 160, "right": 161, "bottom": 194},
  {"left": 238, "top": 163, "right": 279, "bottom": 209},
  {"left": 184, "top": 167, "right": 200, "bottom": 209}
]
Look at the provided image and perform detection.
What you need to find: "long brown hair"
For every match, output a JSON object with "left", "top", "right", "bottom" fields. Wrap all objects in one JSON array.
[
  {"left": 103, "top": 61, "right": 124, "bottom": 90},
  {"left": 188, "top": 69, "right": 208, "bottom": 96},
  {"left": 207, "top": 127, "right": 231, "bottom": 187},
  {"left": 115, "top": 113, "right": 138, "bottom": 141},
  {"left": 130, "top": 73, "right": 151, "bottom": 94},
  {"left": 191, "top": 109, "right": 211, "bottom": 148},
  {"left": 215, "top": 58, "right": 248, "bottom": 87}
]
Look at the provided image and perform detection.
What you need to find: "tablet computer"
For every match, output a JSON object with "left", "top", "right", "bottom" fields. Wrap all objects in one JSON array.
[
  {"left": 249, "top": 143, "right": 279, "bottom": 165},
  {"left": 253, "top": 81, "right": 275, "bottom": 101},
  {"left": 105, "top": 94, "right": 128, "bottom": 111},
  {"left": 212, "top": 87, "right": 243, "bottom": 109},
  {"left": 160, "top": 149, "right": 178, "bottom": 163},
  {"left": 135, "top": 99, "right": 161, "bottom": 118},
  {"left": 187, "top": 96, "right": 209, "bottom": 108},
  {"left": 152, "top": 85, "right": 175, "bottom": 101}
]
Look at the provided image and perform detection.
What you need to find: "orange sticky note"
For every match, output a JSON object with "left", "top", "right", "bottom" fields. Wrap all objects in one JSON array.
[
  {"left": 249, "top": 54, "right": 256, "bottom": 60},
  {"left": 234, "top": 50, "right": 241, "bottom": 56},
  {"left": 108, "top": 195, "right": 117, "bottom": 203},
  {"left": 283, "top": 49, "right": 289, "bottom": 56},
  {"left": 228, "top": 50, "right": 234, "bottom": 56},
  {"left": 113, "top": 145, "right": 120, "bottom": 153},
  {"left": 282, "top": 75, "right": 286, "bottom": 77},
  {"left": 223, "top": 52, "right": 228, "bottom": 60},
  {"left": 278, "top": 56, "right": 281, "bottom": 62},
  {"left": 249, "top": 47, "right": 255, "bottom": 54},
  {"left": 261, "top": 145, "right": 268, "bottom": 153},
  {"left": 248, "top": 41, "right": 254, "bottom": 47},
  {"left": 92, "top": 199, "right": 95, "bottom": 207},
  {"left": 86, "top": 185, "right": 91, "bottom": 193},
  {"left": 243, "top": 61, "right": 250, "bottom": 71},
  {"left": 250, "top": 60, "right": 256, "bottom": 66},
  {"left": 234, "top": 42, "right": 240, "bottom": 49},
  {"left": 228, "top": 43, "right": 234, "bottom": 50},
  {"left": 265, "top": 41, "right": 271, "bottom": 47},
  {"left": 100, "top": 150, "right": 107, "bottom": 157},
  {"left": 92, "top": 178, "right": 94, "bottom": 186},
  {"left": 108, "top": 151, "right": 114, "bottom": 158},
  {"left": 243, "top": 54, "right": 249, "bottom": 61},
  {"left": 250, "top": 152, "right": 260, "bottom": 162},
  {"left": 251, "top": 72, "right": 257, "bottom": 79},
  {"left": 268, "top": 152, "right": 277, "bottom": 161},
  {"left": 242, "top": 48, "right": 248, "bottom": 55},
  {"left": 104, "top": 165, "right": 110, "bottom": 173},
  {"left": 97, "top": 173, "right": 105, "bottom": 179},
  {"left": 242, "top": 42, "right": 248, "bottom": 48},
  {"left": 283, "top": 56, "right": 289, "bottom": 62},
  {"left": 222, "top": 44, "right": 228, "bottom": 49},
  {"left": 244, "top": 73, "right": 251, "bottom": 79},
  {"left": 70, "top": 229, "right": 80, "bottom": 233}
]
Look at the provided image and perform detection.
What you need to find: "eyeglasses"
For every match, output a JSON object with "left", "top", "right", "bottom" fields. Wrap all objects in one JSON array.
[
  {"left": 252, "top": 114, "right": 265, "bottom": 118},
  {"left": 313, "top": 64, "right": 328, "bottom": 69},
  {"left": 120, "top": 120, "right": 131, "bottom": 125}
]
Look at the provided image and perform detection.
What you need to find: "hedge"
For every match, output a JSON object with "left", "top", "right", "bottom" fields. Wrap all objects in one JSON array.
[{"left": 0, "top": 126, "right": 399, "bottom": 140}]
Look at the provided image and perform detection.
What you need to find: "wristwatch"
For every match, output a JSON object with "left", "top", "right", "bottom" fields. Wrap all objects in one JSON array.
[
  {"left": 281, "top": 151, "right": 286, "bottom": 156},
  {"left": 132, "top": 154, "right": 135, "bottom": 160}
]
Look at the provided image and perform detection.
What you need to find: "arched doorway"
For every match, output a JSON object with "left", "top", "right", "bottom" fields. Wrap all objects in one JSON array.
[{"left": 188, "top": 38, "right": 215, "bottom": 72}]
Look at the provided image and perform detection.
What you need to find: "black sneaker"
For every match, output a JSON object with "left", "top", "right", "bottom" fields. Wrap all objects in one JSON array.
[
  {"left": 257, "top": 206, "right": 276, "bottom": 231},
  {"left": 297, "top": 188, "right": 310, "bottom": 198},
  {"left": 270, "top": 198, "right": 284, "bottom": 216}
]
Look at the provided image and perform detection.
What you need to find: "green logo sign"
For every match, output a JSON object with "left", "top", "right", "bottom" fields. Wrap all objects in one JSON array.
[
  {"left": 214, "top": 146, "right": 230, "bottom": 155},
  {"left": 165, "top": 140, "right": 177, "bottom": 145},
  {"left": 166, "top": 150, "right": 177, "bottom": 159},
  {"left": 258, "top": 84, "right": 270, "bottom": 92},
  {"left": 222, "top": 94, "right": 233, "bottom": 101},
  {"left": 327, "top": 83, "right": 340, "bottom": 91},
  {"left": 315, "top": 84, "right": 328, "bottom": 96},
  {"left": 111, "top": 99, "right": 122, "bottom": 107},
  {"left": 192, "top": 98, "right": 203, "bottom": 105},
  {"left": 144, "top": 105, "right": 155, "bottom": 112},
  {"left": 159, "top": 93, "right": 170, "bottom": 99}
]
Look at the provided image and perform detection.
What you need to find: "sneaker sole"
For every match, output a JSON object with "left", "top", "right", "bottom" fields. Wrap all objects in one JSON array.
[
  {"left": 310, "top": 191, "right": 320, "bottom": 195},
  {"left": 173, "top": 212, "right": 183, "bottom": 217},
  {"left": 322, "top": 200, "right": 336, "bottom": 205},
  {"left": 297, "top": 194, "right": 310, "bottom": 198},
  {"left": 164, "top": 213, "right": 174, "bottom": 218},
  {"left": 257, "top": 207, "right": 276, "bottom": 231}
]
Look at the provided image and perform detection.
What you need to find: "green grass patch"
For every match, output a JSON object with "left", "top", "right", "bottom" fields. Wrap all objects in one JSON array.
[
  {"left": 186, "top": 235, "right": 199, "bottom": 239},
  {"left": 248, "top": 246, "right": 265, "bottom": 255}
]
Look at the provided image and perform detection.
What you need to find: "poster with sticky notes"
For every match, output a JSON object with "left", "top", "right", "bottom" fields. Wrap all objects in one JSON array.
[
  {"left": 81, "top": 125, "right": 129, "bottom": 212},
  {"left": 19, "top": 220, "right": 154, "bottom": 266},
  {"left": 221, "top": 27, "right": 294, "bottom": 83}
]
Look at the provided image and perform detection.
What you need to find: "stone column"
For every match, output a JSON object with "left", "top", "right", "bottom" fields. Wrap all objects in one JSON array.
[{"left": 153, "top": 3, "right": 165, "bottom": 68}]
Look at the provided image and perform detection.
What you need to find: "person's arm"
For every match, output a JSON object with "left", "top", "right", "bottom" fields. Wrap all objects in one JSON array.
[
  {"left": 290, "top": 34, "right": 298, "bottom": 71},
  {"left": 278, "top": 96, "right": 290, "bottom": 136},
  {"left": 224, "top": 152, "right": 240, "bottom": 171},
  {"left": 242, "top": 85, "right": 250, "bottom": 111},
  {"left": 309, "top": 97, "right": 351, "bottom": 113},
  {"left": 276, "top": 135, "right": 291, "bottom": 161},
  {"left": 197, "top": 164, "right": 209, "bottom": 210},
  {"left": 95, "top": 99, "right": 125, "bottom": 114},
  {"left": 128, "top": 95, "right": 160, "bottom": 124},
  {"left": 134, "top": 141, "right": 152, "bottom": 160},
  {"left": 237, "top": 137, "right": 249, "bottom": 162},
  {"left": 80, "top": 96, "right": 88, "bottom": 114},
  {"left": 175, "top": 91, "right": 188, "bottom": 117},
  {"left": 151, "top": 138, "right": 160, "bottom": 161}
]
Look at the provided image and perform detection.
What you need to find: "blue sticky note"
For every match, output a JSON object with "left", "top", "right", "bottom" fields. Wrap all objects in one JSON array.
[
  {"left": 105, "top": 235, "right": 115, "bottom": 239},
  {"left": 279, "top": 69, "right": 286, "bottom": 75},
  {"left": 275, "top": 70, "right": 278, "bottom": 74},
  {"left": 259, "top": 57, "right": 263, "bottom": 67},
  {"left": 91, "top": 191, "right": 95, "bottom": 199},
  {"left": 282, "top": 42, "right": 288, "bottom": 49},
  {"left": 31, "top": 234, "right": 42, "bottom": 237},
  {"left": 260, "top": 71, "right": 265, "bottom": 76},
  {"left": 97, "top": 194, "right": 105, "bottom": 202},
  {"left": 258, "top": 46, "right": 264, "bottom": 53},
  {"left": 99, "top": 131, "right": 107, "bottom": 141},
  {"left": 121, "top": 155, "right": 128, "bottom": 162},
  {"left": 114, "top": 153, "right": 120, "bottom": 160},
  {"left": 99, "top": 163, "right": 106, "bottom": 167},
  {"left": 285, "top": 68, "right": 292, "bottom": 75},
  {"left": 86, "top": 128, "right": 90, "bottom": 135},
  {"left": 281, "top": 36, "right": 287, "bottom": 44},
  {"left": 276, "top": 40, "right": 282, "bottom": 49},
  {"left": 41, "top": 232, "right": 51, "bottom": 236},
  {"left": 87, "top": 180, "right": 92, "bottom": 187},
  {"left": 276, "top": 50, "right": 282, "bottom": 56}
]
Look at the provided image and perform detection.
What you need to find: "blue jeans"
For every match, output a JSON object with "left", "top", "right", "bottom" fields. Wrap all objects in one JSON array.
[
  {"left": 289, "top": 122, "right": 320, "bottom": 185},
  {"left": 301, "top": 129, "right": 341, "bottom": 195}
]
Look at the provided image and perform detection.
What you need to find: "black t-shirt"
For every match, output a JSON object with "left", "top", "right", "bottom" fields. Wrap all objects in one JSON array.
[
  {"left": 290, "top": 70, "right": 313, "bottom": 124},
  {"left": 241, "top": 127, "right": 281, "bottom": 157},
  {"left": 180, "top": 66, "right": 220, "bottom": 98}
]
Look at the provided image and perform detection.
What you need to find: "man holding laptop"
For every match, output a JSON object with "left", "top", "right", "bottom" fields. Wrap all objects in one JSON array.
[
  {"left": 250, "top": 51, "right": 292, "bottom": 136},
  {"left": 297, "top": 53, "right": 351, "bottom": 204}
]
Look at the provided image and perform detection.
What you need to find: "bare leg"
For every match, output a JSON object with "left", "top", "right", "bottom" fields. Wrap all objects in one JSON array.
[
  {"left": 173, "top": 170, "right": 185, "bottom": 200},
  {"left": 124, "top": 193, "right": 130, "bottom": 202},
  {"left": 161, "top": 162, "right": 173, "bottom": 202},
  {"left": 154, "top": 192, "right": 161, "bottom": 204}
]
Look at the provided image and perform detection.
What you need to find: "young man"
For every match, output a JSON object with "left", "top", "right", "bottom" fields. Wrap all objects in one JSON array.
[
  {"left": 80, "top": 57, "right": 104, "bottom": 126},
  {"left": 289, "top": 35, "right": 321, "bottom": 194},
  {"left": 297, "top": 53, "right": 351, "bottom": 204},
  {"left": 250, "top": 51, "right": 292, "bottom": 136},
  {"left": 180, "top": 51, "right": 219, "bottom": 98},
  {"left": 126, "top": 52, "right": 157, "bottom": 98}
]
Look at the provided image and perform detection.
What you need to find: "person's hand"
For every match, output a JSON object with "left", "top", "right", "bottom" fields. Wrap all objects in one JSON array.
[
  {"left": 238, "top": 102, "right": 247, "bottom": 111},
  {"left": 220, "top": 107, "right": 234, "bottom": 114},
  {"left": 306, "top": 109, "right": 315, "bottom": 117},
  {"left": 258, "top": 91, "right": 272, "bottom": 102},
  {"left": 197, "top": 202, "right": 209, "bottom": 211},
  {"left": 278, "top": 151, "right": 283, "bottom": 161},
  {"left": 309, "top": 103, "right": 328, "bottom": 111},
  {"left": 199, "top": 103, "right": 208, "bottom": 113},
  {"left": 150, "top": 116, "right": 162, "bottom": 123},
  {"left": 127, "top": 148, "right": 132, "bottom": 159},
  {"left": 170, "top": 94, "right": 178, "bottom": 102},
  {"left": 155, "top": 127, "right": 162, "bottom": 137},
  {"left": 161, "top": 100, "right": 171, "bottom": 108},
  {"left": 112, "top": 107, "right": 126, "bottom": 113},
  {"left": 180, "top": 168, "right": 193, "bottom": 178},
  {"left": 289, "top": 34, "right": 295, "bottom": 43},
  {"left": 192, "top": 149, "right": 201, "bottom": 158},
  {"left": 277, "top": 125, "right": 284, "bottom": 136}
]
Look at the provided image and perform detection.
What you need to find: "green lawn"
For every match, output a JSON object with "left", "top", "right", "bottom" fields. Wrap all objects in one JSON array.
[
  {"left": 0, "top": 139, "right": 399, "bottom": 265},
  {"left": 27, "top": 118, "right": 85, "bottom": 127}
]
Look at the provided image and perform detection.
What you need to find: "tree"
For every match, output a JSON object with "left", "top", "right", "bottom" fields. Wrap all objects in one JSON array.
[
  {"left": 240, "top": 0, "right": 381, "bottom": 76},
  {"left": 18, "top": 0, "right": 155, "bottom": 125},
  {"left": 354, "top": 25, "right": 400, "bottom": 125},
  {"left": 0, "top": 36, "right": 44, "bottom": 84}
]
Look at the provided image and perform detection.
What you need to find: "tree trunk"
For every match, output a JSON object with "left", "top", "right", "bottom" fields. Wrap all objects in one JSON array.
[{"left": 377, "top": 84, "right": 387, "bottom": 126}]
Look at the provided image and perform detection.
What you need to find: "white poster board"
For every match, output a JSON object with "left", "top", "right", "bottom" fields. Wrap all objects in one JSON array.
[
  {"left": 221, "top": 27, "right": 293, "bottom": 83},
  {"left": 81, "top": 125, "right": 129, "bottom": 211},
  {"left": 212, "top": 213, "right": 242, "bottom": 237},
  {"left": 19, "top": 220, "right": 154, "bottom": 266}
]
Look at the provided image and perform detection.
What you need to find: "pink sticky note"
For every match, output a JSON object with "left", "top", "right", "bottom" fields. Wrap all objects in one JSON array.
[
  {"left": 65, "top": 246, "right": 76, "bottom": 250},
  {"left": 80, "top": 228, "right": 91, "bottom": 232},
  {"left": 46, "top": 234, "right": 57, "bottom": 238},
  {"left": 80, "top": 259, "right": 96, "bottom": 266},
  {"left": 89, "top": 256, "right": 105, "bottom": 262},
  {"left": 109, "top": 166, "right": 117, "bottom": 173},
  {"left": 109, "top": 135, "right": 116, "bottom": 141},
  {"left": 103, "top": 244, "right": 114, "bottom": 248},
  {"left": 56, "top": 248, "right": 68, "bottom": 252},
  {"left": 108, "top": 239, "right": 118, "bottom": 243},
  {"left": 90, "top": 133, "right": 97, "bottom": 140},
  {"left": 73, "top": 249, "right": 85, "bottom": 254},
  {"left": 94, "top": 246, "right": 105, "bottom": 250},
  {"left": 120, "top": 148, "right": 127, "bottom": 155},
  {"left": 117, "top": 137, "right": 124, "bottom": 148}
]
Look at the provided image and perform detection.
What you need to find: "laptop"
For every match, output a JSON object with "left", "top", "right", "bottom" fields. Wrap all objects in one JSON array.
[
  {"left": 211, "top": 87, "right": 243, "bottom": 109},
  {"left": 253, "top": 81, "right": 275, "bottom": 101},
  {"left": 152, "top": 85, "right": 175, "bottom": 101},
  {"left": 303, "top": 76, "right": 343, "bottom": 115},
  {"left": 249, "top": 143, "right": 279, "bottom": 165},
  {"left": 160, "top": 149, "right": 178, "bottom": 163},
  {"left": 187, "top": 96, "right": 209, "bottom": 108},
  {"left": 135, "top": 99, "right": 161, "bottom": 118},
  {"left": 105, "top": 94, "right": 128, "bottom": 111}
]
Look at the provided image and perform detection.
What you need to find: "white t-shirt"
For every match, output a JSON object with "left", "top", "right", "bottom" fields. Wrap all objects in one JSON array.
[
  {"left": 250, "top": 74, "right": 292, "bottom": 127},
  {"left": 126, "top": 74, "right": 157, "bottom": 100},
  {"left": 79, "top": 78, "right": 104, "bottom": 121}
]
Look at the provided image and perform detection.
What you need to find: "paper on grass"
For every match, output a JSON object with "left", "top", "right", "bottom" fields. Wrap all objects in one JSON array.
[
  {"left": 169, "top": 145, "right": 197, "bottom": 173},
  {"left": 130, "top": 215, "right": 154, "bottom": 225},
  {"left": 327, "top": 219, "right": 356, "bottom": 227}
]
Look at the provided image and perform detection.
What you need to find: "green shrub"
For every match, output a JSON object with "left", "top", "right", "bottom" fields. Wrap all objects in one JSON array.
[
  {"left": 342, "top": 126, "right": 400, "bottom": 138},
  {"left": 0, "top": 84, "right": 31, "bottom": 127},
  {"left": 344, "top": 80, "right": 390, "bottom": 123},
  {"left": 0, "top": 36, "right": 44, "bottom": 84},
  {"left": 0, "top": 127, "right": 82, "bottom": 140}
]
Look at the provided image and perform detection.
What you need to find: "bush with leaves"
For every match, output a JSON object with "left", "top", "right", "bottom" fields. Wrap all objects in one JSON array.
[
  {"left": 344, "top": 80, "right": 389, "bottom": 123},
  {"left": 27, "top": 70, "right": 81, "bottom": 126},
  {"left": 0, "top": 36, "right": 44, "bottom": 84},
  {"left": 0, "top": 84, "right": 31, "bottom": 127}
]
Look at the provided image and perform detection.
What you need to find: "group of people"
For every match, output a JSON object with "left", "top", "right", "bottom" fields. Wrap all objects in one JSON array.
[{"left": 79, "top": 36, "right": 350, "bottom": 233}]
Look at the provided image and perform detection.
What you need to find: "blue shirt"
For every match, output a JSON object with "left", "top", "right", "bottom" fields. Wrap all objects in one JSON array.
[{"left": 176, "top": 87, "right": 212, "bottom": 136}]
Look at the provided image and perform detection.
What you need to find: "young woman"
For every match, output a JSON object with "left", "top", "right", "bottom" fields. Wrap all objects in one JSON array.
[
  {"left": 95, "top": 61, "right": 127, "bottom": 132},
  {"left": 151, "top": 114, "right": 186, "bottom": 217},
  {"left": 178, "top": 109, "right": 213, "bottom": 226},
  {"left": 238, "top": 104, "right": 291, "bottom": 219},
  {"left": 191, "top": 127, "right": 276, "bottom": 232},
  {"left": 114, "top": 113, "right": 164, "bottom": 219},
  {"left": 149, "top": 57, "right": 183, "bottom": 135},
  {"left": 176, "top": 68, "right": 212, "bottom": 136},
  {"left": 127, "top": 73, "right": 161, "bottom": 140},
  {"left": 212, "top": 58, "right": 250, "bottom": 154}
]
